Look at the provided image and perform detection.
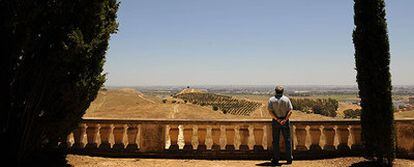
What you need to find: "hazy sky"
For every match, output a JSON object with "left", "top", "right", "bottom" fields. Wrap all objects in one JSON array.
[{"left": 104, "top": 0, "right": 413, "bottom": 86}]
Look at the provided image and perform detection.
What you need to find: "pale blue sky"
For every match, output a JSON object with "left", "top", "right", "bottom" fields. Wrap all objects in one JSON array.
[{"left": 105, "top": 0, "right": 413, "bottom": 86}]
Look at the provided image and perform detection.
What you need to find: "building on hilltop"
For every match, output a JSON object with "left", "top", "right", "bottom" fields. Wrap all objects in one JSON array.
[{"left": 409, "top": 97, "right": 414, "bottom": 105}]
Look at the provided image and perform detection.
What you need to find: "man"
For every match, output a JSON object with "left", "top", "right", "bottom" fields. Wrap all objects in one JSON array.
[{"left": 268, "top": 85, "right": 293, "bottom": 165}]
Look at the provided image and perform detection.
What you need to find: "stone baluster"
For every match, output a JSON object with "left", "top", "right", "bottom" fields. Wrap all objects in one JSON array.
[
  {"left": 197, "top": 125, "right": 207, "bottom": 150},
  {"left": 211, "top": 125, "right": 221, "bottom": 150},
  {"left": 126, "top": 124, "right": 139, "bottom": 151},
  {"left": 253, "top": 125, "right": 264, "bottom": 152},
  {"left": 238, "top": 125, "right": 249, "bottom": 151},
  {"left": 266, "top": 124, "right": 273, "bottom": 150},
  {"left": 309, "top": 125, "right": 322, "bottom": 152},
  {"left": 73, "top": 123, "right": 87, "bottom": 150},
  {"left": 225, "top": 125, "right": 236, "bottom": 150},
  {"left": 323, "top": 125, "right": 336, "bottom": 151},
  {"left": 183, "top": 125, "right": 193, "bottom": 150},
  {"left": 169, "top": 124, "right": 179, "bottom": 150},
  {"left": 337, "top": 125, "right": 350, "bottom": 152},
  {"left": 220, "top": 125, "right": 227, "bottom": 150},
  {"left": 350, "top": 125, "right": 363, "bottom": 151},
  {"left": 85, "top": 123, "right": 99, "bottom": 150},
  {"left": 59, "top": 133, "right": 72, "bottom": 150},
  {"left": 113, "top": 124, "right": 126, "bottom": 151},
  {"left": 294, "top": 124, "right": 307, "bottom": 151},
  {"left": 206, "top": 126, "right": 213, "bottom": 150},
  {"left": 248, "top": 125, "right": 255, "bottom": 150},
  {"left": 99, "top": 124, "right": 112, "bottom": 150}
]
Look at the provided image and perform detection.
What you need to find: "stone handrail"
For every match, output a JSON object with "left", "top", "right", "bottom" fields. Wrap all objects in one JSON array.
[{"left": 63, "top": 118, "right": 414, "bottom": 159}]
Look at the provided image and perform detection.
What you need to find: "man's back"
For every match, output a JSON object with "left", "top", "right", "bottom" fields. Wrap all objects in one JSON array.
[{"left": 268, "top": 95, "right": 293, "bottom": 118}]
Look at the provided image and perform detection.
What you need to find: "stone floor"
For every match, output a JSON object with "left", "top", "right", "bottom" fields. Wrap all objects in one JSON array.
[{"left": 67, "top": 155, "right": 414, "bottom": 167}]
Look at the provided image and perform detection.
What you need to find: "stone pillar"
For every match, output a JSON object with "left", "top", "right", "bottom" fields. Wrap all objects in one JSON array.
[
  {"left": 225, "top": 125, "right": 236, "bottom": 150},
  {"left": 197, "top": 125, "right": 207, "bottom": 151},
  {"left": 99, "top": 124, "right": 112, "bottom": 150},
  {"left": 112, "top": 124, "right": 125, "bottom": 151},
  {"left": 295, "top": 124, "right": 307, "bottom": 151},
  {"left": 350, "top": 125, "right": 363, "bottom": 151},
  {"left": 126, "top": 124, "right": 139, "bottom": 151},
  {"left": 73, "top": 123, "right": 87, "bottom": 150},
  {"left": 85, "top": 123, "right": 99, "bottom": 150},
  {"left": 253, "top": 125, "right": 264, "bottom": 152},
  {"left": 323, "top": 125, "right": 336, "bottom": 151},
  {"left": 140, "top": 124, "right": 165, "bottom": 152},
  {"left": 337, "top": 125, "right": 350, "bottom": 152},
  {"left": 309, "top": 125, "right": 322, "bottom": 152},
  {"left": 239, "top": 125, "right": 249, "bottom": 151},
  {"left": 211, "top": 126, "right": 221, "bottom": 151},
  {"left": 169, "top": 125, "right": 179, "bottom": 150}
]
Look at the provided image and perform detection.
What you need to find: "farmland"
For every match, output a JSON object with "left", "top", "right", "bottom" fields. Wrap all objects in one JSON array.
[{"left": 84, "top": 86, "right": 414, "bottom": 120}]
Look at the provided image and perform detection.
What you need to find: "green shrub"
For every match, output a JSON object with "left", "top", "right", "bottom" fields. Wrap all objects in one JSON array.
[
  {"left": 343, "top": 109, "right": 361, "bottom": 119},
  {"left": 292, "top": 98, "right": 338, "bottom": 117}
]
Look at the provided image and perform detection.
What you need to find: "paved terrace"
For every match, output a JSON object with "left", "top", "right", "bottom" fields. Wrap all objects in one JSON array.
[{"left": 67, "top": 155, "right": 414, "bottom": 167}]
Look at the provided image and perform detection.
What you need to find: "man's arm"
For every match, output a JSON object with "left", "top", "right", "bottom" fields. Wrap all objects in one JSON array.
[
  {"left": 268, "top": 100, "right": 281, "bottom": 123},
  {"left": 280, "top": 99, "right": 294, "bottom": 125}
]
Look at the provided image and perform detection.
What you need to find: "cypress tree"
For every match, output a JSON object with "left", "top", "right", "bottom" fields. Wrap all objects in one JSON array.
[
  {"left": 0, "top": 0, "right": 118, "bottom": 166},
  {"left": 353, "top": 0, "right": 395, "bottom": 165}
]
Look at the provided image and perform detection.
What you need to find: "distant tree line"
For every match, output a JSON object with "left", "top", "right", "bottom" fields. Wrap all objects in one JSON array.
[
  {"left": 176, "top": 92, "right": 261, "bottom": 116},
  {"left": 291, "top": 98, "right": 339, "bottom": 117}
]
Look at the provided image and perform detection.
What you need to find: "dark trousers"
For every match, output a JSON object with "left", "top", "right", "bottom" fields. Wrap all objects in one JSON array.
[{"left": 272, "top": 119, "right": 293, "bottom": 162}]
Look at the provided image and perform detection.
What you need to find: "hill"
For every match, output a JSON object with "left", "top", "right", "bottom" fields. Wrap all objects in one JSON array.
[{"left": 84, "top": 88, "right": 249, "bottom": 119}]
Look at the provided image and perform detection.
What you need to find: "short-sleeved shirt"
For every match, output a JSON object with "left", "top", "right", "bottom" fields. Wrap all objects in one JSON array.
[{"left": 268, "top": 95, "right": 293, "bottom": 118}]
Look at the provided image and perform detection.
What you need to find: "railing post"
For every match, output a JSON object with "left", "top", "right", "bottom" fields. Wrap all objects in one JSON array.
[
  {"left": 140, "top": 123, "right": 165, "bottom": 152},
  {"left": 323, "top": 125, "right": 336, "bottom": 151},
  {"left": 309, "top": 125, "right": 322, "bottom": 152},
  {"left": 295, "top": 124, "right": 308, "bottom": 151},
  {"left": 99, "top": 124, "right": 112, "bottom": 150},
  {"left": 169, "top": 125, "right": 179, "bottom": 150},
  {"left": 73, "top": 123, "right": 87, "bottom": 150},
  {"left": 126, "top": 124, "right": 139, "bottom": 151},
  {"left": 337, "top": 125, "right": 350, "bottom": 152},
  {"left": 113, "top": 124, "right": 126, "bottom": 151},
  {"left": 85, "top": 123, "right": 99, "bottom": 150},
  {"left": 350, "top": 124, "right": 363, "bottom": 151}
]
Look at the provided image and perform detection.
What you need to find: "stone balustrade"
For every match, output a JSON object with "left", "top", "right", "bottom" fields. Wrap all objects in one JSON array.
[{"left": 64, "top": 118, "right": 414, "bottom": 159}]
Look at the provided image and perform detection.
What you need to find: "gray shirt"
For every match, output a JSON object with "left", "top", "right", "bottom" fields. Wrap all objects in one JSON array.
[{"left": 268, "top": 95, "right": 293, "bottom": 118}]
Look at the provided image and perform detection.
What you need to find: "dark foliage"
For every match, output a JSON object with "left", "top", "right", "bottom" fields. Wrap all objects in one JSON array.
[
  {"left": 343, "top": 109, "right": 361, "bottom": 119},
  {"left": 0, "top": 0, "right": 118, "bottom": 166},
  {"left": 353, "top": 0, "right": 395, "bottom": 165}
]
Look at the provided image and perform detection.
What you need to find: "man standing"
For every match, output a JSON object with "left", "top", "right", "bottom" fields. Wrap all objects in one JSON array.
[{"left": 268, "top": 85, "right": 293, "bottom": 165}]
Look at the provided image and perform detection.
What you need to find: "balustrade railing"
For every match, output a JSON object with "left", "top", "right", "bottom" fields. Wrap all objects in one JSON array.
[{"left": 64, "top": 118, "right": 414, "bottom": 159}]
